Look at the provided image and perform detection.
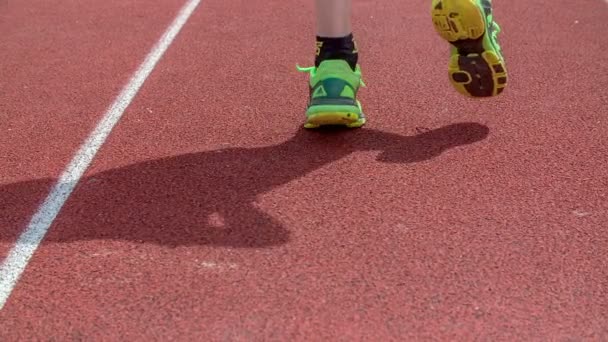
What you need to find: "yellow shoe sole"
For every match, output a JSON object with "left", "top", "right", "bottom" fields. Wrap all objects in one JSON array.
[
  {"left": 431, "top": 0, "right": 507, "bottom": 97},
  {"left": 304, "top": 111, "right": 366, "bottom": 129}
]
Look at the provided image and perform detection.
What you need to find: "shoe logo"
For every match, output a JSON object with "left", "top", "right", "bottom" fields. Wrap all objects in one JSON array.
[{"left": 313, "top": 85, "right": 327, "bottom": 97}]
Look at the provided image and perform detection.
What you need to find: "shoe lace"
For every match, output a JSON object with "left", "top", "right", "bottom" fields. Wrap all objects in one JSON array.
[{"left": 296, "top": 64, "right": 366, "bottom": 87}]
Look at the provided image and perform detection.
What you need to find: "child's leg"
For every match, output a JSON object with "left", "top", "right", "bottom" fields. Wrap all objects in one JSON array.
[
  {"left": 314, "top": 0, "right": 358, "bottom": 70},
  {"left": 315, "top": 0, "right": 352, "bottom": 37},
  {"left": 296, "top": 0, "right": 365, "bottom": 129}
]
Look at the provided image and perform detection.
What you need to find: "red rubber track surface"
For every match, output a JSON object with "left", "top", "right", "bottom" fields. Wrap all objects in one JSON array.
[
  {"left": 1, "top": 0, "right": 607, "bottom": 340},
  {"left": 0, "top": 0, "right": 184, "bottom": 259}
]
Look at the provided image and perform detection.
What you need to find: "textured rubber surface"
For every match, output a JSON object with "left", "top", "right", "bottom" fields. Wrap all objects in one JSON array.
[
  {"left": 1, "top": 0, "right": 607, "bottom": 340},
  {"left": 0, "top": 0, "right": 185, "bottom": 260}
]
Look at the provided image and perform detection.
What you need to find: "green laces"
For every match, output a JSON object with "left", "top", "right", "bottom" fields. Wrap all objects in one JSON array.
[{"left": 296, "top": 64, "right": 318, "bottom": 78}]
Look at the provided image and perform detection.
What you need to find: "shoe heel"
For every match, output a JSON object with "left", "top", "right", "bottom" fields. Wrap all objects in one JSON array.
[
  {"left": 447, "top": 50, "right": 507, "bottom": 97},
  {"left": 431, "top": 0, "right": 485, "bottom": 42}
]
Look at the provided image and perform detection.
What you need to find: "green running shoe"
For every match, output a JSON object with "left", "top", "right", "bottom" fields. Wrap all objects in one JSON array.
[
  {"left": 297, "top": 60, "right": 366, "bottom": 129},
  {"left": 431, "top": 0, "right": 507, "bottom": 97}
]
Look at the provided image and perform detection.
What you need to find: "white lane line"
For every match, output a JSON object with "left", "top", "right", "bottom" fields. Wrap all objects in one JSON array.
[{"left": 0, "top": 0, "right": 201, "bottom": 309}]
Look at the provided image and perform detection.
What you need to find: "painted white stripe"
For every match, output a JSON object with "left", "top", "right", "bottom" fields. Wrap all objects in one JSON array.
[{"left": 0, "top": 0, "right": 201, "bottom": 309}]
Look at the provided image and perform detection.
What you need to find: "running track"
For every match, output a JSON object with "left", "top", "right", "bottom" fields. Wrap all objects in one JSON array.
[{"left": 1, "top": 0, "right": 607, "bottom": 339}]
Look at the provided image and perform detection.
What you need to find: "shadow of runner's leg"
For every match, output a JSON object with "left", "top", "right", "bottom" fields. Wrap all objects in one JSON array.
[
  {"left": 212, "top": 203, "right": 290, "bottom": 248},
  {"left": 0, "top": 122, "right": 489, "bottom": 249}
]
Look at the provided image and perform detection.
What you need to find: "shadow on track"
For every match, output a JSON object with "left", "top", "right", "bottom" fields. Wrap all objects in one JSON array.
[{"left": 0, "top": 123, "right": 489, "bottom": 248}]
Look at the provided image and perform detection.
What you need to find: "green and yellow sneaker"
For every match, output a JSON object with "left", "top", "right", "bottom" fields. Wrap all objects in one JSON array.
[
  {"left": 431, "top": 0, "right": 507, "bottom": 97},
  {"left": 297, "top": 60, "right": 366, "bottom": 129}
]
